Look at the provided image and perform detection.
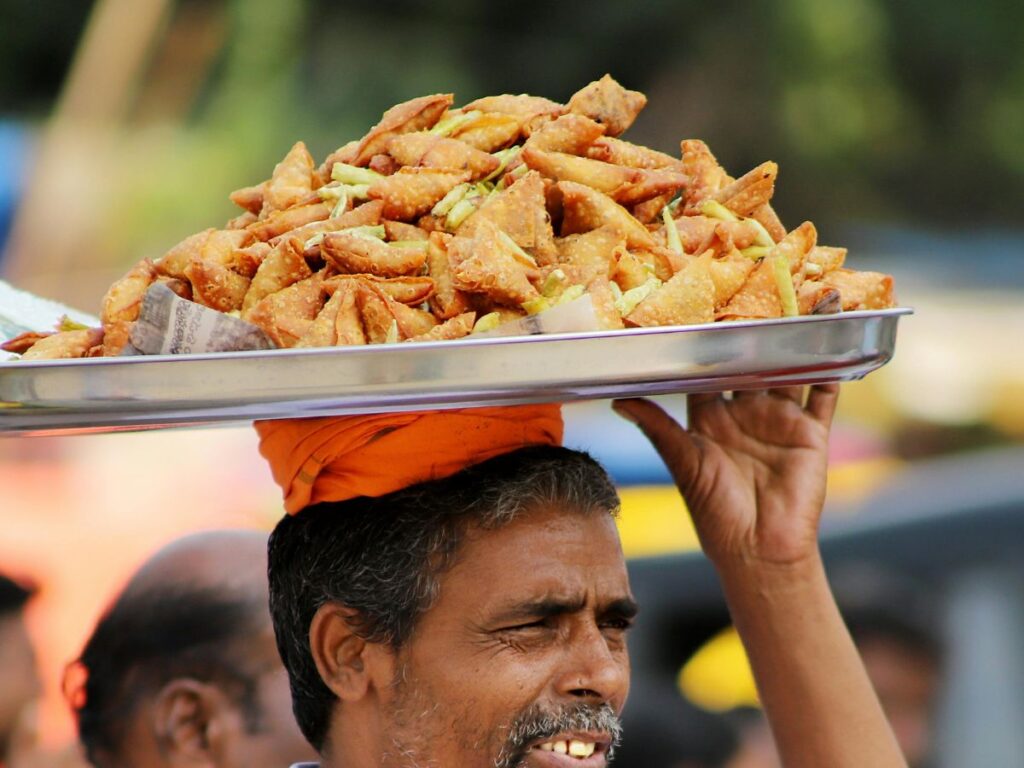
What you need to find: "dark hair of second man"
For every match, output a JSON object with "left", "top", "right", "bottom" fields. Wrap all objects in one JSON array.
[
  {"left": 267, "top": 444, "right": 621, "bottom": 752},
  {"left": 72, "top": 584, "right": 269, "bottom": 767}
]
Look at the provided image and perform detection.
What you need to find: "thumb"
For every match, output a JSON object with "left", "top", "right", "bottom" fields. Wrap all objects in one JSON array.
[{"left": 611, "top": 398, "right": 702, "bottom": 494}]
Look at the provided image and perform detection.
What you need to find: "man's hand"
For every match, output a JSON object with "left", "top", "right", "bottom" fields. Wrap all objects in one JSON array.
[
  {"left": 615, "top": 385, "right": 908, "bottom": 768},
  {"left": 612, "top": 384, "right": 839, "bottom": 571}
]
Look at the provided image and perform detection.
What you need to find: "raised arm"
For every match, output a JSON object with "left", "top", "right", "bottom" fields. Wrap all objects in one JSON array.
[{"left": 613, "top": 385, "right": 906, "bottom": 768}]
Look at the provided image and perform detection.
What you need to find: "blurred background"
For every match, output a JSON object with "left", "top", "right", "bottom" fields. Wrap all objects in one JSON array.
[{"left": 0, "top": 0, "right": 1022, "bottom": 766}]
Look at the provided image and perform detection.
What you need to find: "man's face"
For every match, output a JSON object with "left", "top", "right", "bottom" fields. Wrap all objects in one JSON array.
[
  {"left": 374, "top": 505, "right": 634, "bottom": 768},
  {"left": 0, "top": 611, "right": 41, "bottom": 755}
]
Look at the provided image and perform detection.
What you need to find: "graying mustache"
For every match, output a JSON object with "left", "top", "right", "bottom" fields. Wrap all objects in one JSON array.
[{"left": 498, "top": 703, "right": 622, "bottom": 767}]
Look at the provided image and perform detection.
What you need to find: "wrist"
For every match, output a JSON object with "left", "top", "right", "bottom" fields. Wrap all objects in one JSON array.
[{"left": 714, "top": 550, "right": 828, "bottom": 604}]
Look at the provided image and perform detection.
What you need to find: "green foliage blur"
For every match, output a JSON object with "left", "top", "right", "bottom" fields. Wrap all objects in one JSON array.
[{"left": 1, "top": 0, "right": 1021, "bottom": 267}]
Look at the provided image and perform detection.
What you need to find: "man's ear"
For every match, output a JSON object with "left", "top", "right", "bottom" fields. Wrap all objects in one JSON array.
[
  {"left": 310, "top": 603, "right": 392, "bottom": 702},
  {"left": 152, "top": 679, "right": 224, "bottom": 766}
]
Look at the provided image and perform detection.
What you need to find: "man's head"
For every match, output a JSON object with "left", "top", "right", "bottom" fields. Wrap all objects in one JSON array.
[
  {"left": 269, "top": 444, "right": 633, "bottom": 767},
  {"left": 72, "top": 531, "right": 316, "bottom": 768},
  {"left": 0, "top": 572, "right": 40, "bottom": 759}
]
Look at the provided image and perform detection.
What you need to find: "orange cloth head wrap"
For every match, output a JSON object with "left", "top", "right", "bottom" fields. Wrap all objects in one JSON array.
[{"left": 255, "top": 405, "right": 563, "bottom": 514}]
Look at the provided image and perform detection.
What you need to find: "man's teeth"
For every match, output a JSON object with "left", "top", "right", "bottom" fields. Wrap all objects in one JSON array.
[{"left": 537, "top": 740, "right": 596, "bottom": 758}]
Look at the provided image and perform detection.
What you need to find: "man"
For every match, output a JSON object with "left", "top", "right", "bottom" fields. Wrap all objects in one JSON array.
[
  {"left": 0, "top": 573, "right": 41, "bottom": 767},
  {"left": 70, "top": 531, "right": 317, "bottom": 768},
  {"left": 263, "top": 387, "right": 908, "bottom": 767}
]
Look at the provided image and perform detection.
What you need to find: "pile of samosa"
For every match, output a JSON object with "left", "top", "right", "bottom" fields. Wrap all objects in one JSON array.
[{"left": 7, "top": 74, "right": 895, "bottom": 360}]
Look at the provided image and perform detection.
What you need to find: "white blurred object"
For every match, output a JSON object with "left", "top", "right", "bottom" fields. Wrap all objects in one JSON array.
[
  {"left": 879, "top": 289, "right": 1024, "bottom": 425},
  {"left": 0, "top": 279, "right": 100, "bottom": 341}
]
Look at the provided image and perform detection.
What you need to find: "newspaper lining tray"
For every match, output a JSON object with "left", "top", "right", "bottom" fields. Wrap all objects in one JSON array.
[{"left": 0, "top": 308, "right": 910, "bottom": 437}]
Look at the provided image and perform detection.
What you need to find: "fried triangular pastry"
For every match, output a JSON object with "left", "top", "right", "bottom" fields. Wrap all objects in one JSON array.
[
  {"left": 818, "top": 269, "right": 896, "bottom": 310},
  {"left": 185, "top": 257, "right": 250, "bottom": 313},
  {"left": 632, "top": 192, "right": 676, "bottom": 224},
  {"left": 461, "top": 94, "right": 564, "bottom": 131},
  {"left": 555, "top": 227, "right": 624, "bottom": 282},
  {"left": 247, "top": 202, "right": 330, "bottom": 242},
  {"left": 321, "top": 231, "right": 427, "bottom": 277},
  {"left": 717, "top": 259, "right": 781, "bottom": 320},
  {"left": 198, "top": 229, "right": 254, "bottom": 266},
  {"left": 708, "top": 250, "right": 757, "bottom": 310},
  {"left": 627, "top": 252, "right": 715, "bottom": 327},
  {"left": 522, "top": 146, "right": 642, "bottom": 197},
  {"left": 558, "top": 180, "right": 656, "bottom": 250},
  {"left": 324, "top": 274, "right": 435, "bottom": 305},
  {"left": 245, "top": 272, "right": 325, "bottom": 347},
  {"left": 22, "top": 328, "right": 105, "bottom": 360},
  {"left": 357, "top": 283, "right": 412, "bottom": 343},
  {"left": 229, "top": 181, "right": 267, "bottom": 215},
  {"left": 566, "top": 74, "right": 647, "bottom": 137},
  {"left": 334, "top": 284, "right": 369, "bottom": 345},
  {"left": 264, "top": 141, "right": 314, "bottom": 213},
  {"left": 711, "top": 161, "right": 778, "bottom": 217},
  {"left": 450, "top": 112, "right": 522, "bottom": 152},
  {"left": 157, "top": 229, "right": 215, "bottom": 280},
  {"left": 718, "top": 222, "right": 816, "bottom": 320},
  {"left": 585, "top": 276, "right": 625, "bottom": 330},
  {"left": 586, "top": 136, "right": 679, "bottom": 169},
  {"left": 352, "top": 94, "right": 454, "bottom": 166},
  {"left": 451, "top": 220, "right": 540, "bottom": 306},
  {"left": 1, "top": 330, "right": 52, "bottom": 355},
  {"left": 367, "top": 167, "right": 471, "bottom": 220},
  {"left": 296, "top": 288, "right": 345, "bottom": 348},
  {"left": 426, "top": 231, "right": 472, "bottom": 320},
  {"left": 797, "top": 282, "right": 842, "bottom": 316},
  {"left": 242, "top": 239, "right": 312, "bottom": 315},
  {"left": 457, "top": 170, "right": 558, "bottom": 265},
  {"left": 751, "top": 202, "right": 786, "bottom": 243},
  {"left": 806, "top": 246, "right": 847, "bottom": 276},
  {"left": 407, "top": 311, "right": 476, "bottom": 342},
  {"left": 523, "top": 114, "right": 606, "bottom": 155},
  {"left": 614, "top": 167, "right": 689, "bottom": 206},
  {"left": 316, "top": 140, "right": 359, "bottom": 181},
  {"left": 630, "top": 248, "right": 675, "bottom": 282},
  {"left": 102, "top": 260, "right": 157, "bottom": 327},
  {"left": 382, "top": 219, "right": 430, "bottom": 242},
  {"left": 612, "top": 248, "right": 653, "bottom": 292},
  {"left": 228, "top": 241, "right": 272, "bottom": 279},
  {"left": 680, "top": 139, "right": 730, "bottom": 213},
  {"left": 387, "top": 133, "right": 501, "bottom": 178},
  {"left": 270, "top": 200, "right": 385, "bottom": 251}
]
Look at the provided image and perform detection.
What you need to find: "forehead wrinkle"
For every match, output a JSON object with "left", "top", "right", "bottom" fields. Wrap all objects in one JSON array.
[
  {"left": 486, "top": 584, "right": 639, "bottom": 625},
  {"left": 488, "top": 591, "right": 588, "bottom": 624},
  {"left": 423, "top": 508, "right": 630, "bottom": 633},
  {"left": 450, "top": 508, "right": 626, "bottom": 578}
]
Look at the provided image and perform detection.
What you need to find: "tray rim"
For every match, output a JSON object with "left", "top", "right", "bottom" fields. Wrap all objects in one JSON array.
[
  {"left": 0, "top": 307, "right": 913, "bottom": 369},
  {"left": 0, "top": 307, "right": 912, "bottom": 437}
]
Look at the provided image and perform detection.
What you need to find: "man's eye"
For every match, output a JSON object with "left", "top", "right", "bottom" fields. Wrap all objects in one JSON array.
[
  {"left": 601, "top": 618, "right": 634, "bottom": 631},
  {"left": 503, "top": 620, "right": 548, "bottom": 632}
]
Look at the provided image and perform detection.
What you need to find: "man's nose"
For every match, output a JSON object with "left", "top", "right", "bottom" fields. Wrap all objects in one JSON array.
[{"left": 554, "top": 623, "right": 628, "bottom": 703}]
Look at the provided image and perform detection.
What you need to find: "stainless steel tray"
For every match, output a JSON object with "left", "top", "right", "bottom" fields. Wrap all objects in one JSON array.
[{"left": 0, "top": 308, "right": 910, "bottom": 437}]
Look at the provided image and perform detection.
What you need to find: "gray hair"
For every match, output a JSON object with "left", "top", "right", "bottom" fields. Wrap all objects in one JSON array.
[{"left": 268, "top": 444, "right": 620, "bottom": 751}]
